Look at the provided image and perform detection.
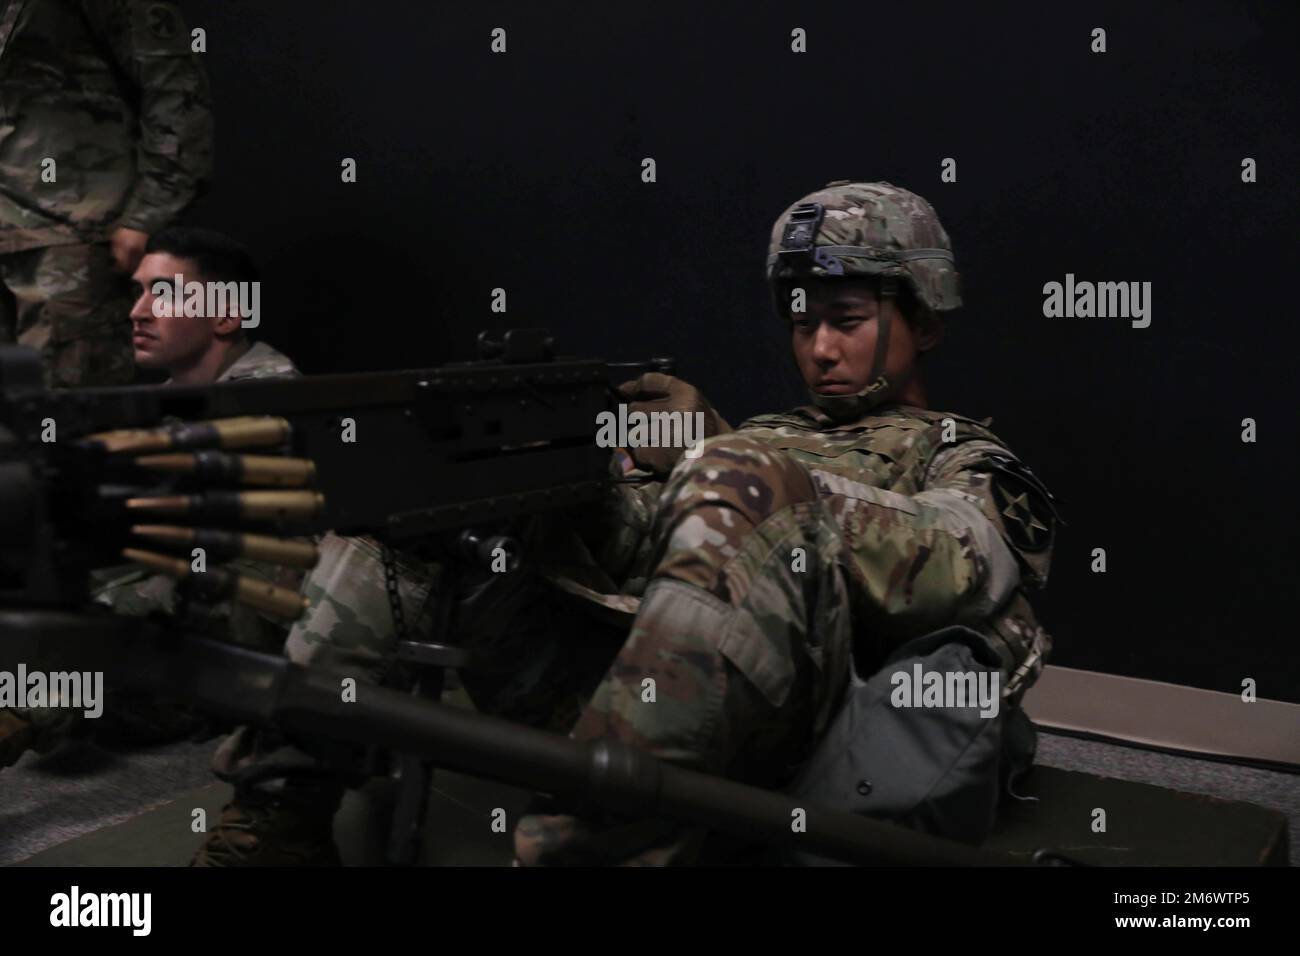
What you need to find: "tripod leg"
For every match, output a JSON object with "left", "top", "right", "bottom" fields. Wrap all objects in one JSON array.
[{"left": 385, "top": 666, "right": 445, "bottom": 866}]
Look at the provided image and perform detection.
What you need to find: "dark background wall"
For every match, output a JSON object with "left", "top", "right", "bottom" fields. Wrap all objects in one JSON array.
[{"left": 177, "top": 1, "right": 1299, "bottom": 701}]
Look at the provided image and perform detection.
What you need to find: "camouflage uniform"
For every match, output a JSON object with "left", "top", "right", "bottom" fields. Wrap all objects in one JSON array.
[
  {"left": 0, "top": 0, "right": 213, "bottom": 386},
  {"left": 512, "top": 411, "right": 1054, "bottom": 863},
  {"left": 205, "top": 183, "right": 1058, "bottom": 866},
  {"left": 510, "top": 181, "right": 1058, "bottom": 863},
  {"left": 7, "top": 341, "right": 300, "bottom": 755}
]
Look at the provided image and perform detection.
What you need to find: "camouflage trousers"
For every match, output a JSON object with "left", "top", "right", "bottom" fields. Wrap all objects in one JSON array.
[
  {"left": 514, "top": 434, "right": 857, "bottom": 864},
  {"left": 0, "top": 241, "right": 134, "bottom": 388},
  {"left": 2, "top": 561, "right": 294, "bottom": 762},
  {"left": 232, "top": 434, "right": 860, "bottom": 865}
]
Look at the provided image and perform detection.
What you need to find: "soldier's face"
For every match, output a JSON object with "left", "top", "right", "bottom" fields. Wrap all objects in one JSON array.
[
  {"left": 128, "top": 253, "right": 222, "bottom": 370},
  {"left": 789, "top": 279, "right": 935, "bottom": 397}
]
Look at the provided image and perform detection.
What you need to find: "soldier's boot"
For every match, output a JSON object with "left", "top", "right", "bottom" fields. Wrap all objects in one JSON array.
[
  {"left": 92, "top": 691, "right": 203, "bottom": 748},
  {"left": 0, "top": 711, "right": 35, "bottom": 769},
  {"left": 190, "top": 779, "right": 345, "bottom": 866}
]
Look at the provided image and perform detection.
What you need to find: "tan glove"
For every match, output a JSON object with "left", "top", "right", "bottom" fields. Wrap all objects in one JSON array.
[{"left": 614, "top": 372, "right": 731, "bottom": 475}]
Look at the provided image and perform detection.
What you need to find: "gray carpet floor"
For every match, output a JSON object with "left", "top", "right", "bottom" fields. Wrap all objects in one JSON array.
[
  {"left": 0, "top": 737, "right": 216, "bottom": 866},
  {"left": 1036, "top": 733, "right": 1298, "bottom": 863},
  {"left": 2, "top": 728, "right": 1295, "bottom": 866}
]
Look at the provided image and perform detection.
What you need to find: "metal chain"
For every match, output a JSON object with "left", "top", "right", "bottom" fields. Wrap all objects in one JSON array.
[{"left": 380, "top": 543, "right": 410, "bottom": 643}]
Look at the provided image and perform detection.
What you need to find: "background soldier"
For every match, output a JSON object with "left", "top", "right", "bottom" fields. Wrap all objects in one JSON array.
[
  {"left": 127, "top": 225, "right": 292, "bottom": 384},
  {"left": 0, "top": 0, "right": 213, "bottom": 387},
  {"left": 0, "top": 227, "right": 299, "bottom": 763},
  {"left": 192, "top": 182, "right": 1057, "bottom": 867}
]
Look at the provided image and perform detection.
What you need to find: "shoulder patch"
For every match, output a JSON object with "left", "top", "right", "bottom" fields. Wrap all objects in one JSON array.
[{"left": 984, "top": 454, "right": 1060, "bottom": 553}]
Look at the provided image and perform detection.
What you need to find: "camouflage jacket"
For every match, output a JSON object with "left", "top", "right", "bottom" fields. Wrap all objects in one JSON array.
[
  {"left": 0, "top": 0, "right": 213, "bottom": 253},
  {"left": 158, "top": 339, "right": 299, "bottom": 385},
  {"left": 91, "top": 340, "right": 301, "bottom": 648},
  {"left": 212, "top": 340, "right": 298, "bottom": 384},
  {"left": 546, "top": 402, "right": 1059, "bottom": 699}
]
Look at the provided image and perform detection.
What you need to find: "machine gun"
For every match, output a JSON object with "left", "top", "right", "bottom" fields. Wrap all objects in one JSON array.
[
  {"left": 0, "top": 330, "right": 1038, "bottom": 867},
  {"left": 0, "top": 329, "right": 653, "bottom": 607}
]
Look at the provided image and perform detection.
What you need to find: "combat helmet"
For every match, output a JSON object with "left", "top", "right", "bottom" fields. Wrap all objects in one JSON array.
[{"left": 767, "top": 181, "right": 961, "bottom": 419}]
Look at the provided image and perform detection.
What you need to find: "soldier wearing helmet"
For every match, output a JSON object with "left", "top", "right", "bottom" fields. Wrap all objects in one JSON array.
[
  {"left": 190, "top": 182, "right": 1059, "bottom": 867},
  {"left": 768, "top": 180, "right": 961, "bottom": 420},
  {"left": 514, "top": 181, "right": 1060, "bottom": 863}
]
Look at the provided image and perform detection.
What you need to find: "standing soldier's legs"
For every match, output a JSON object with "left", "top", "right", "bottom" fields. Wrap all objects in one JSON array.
[
  {"left": 514, "top": 435, "right": 857, "bottom": 865},
  {"left": 0, "top": 267, "right": 16, "bottom": 350},
  {"left": 0, "top": 243, "right": 133, "bottom": 388},
  {"left": 0, "top": 254, "right": 104, "bottom": 754}
]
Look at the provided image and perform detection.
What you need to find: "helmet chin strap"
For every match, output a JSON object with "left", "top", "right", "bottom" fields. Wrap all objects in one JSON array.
[{"left": 807, "top": 277, "right": 907, "bottom": 421}]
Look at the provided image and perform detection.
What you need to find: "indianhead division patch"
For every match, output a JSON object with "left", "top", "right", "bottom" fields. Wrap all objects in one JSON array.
[{"left": 990, "top": 464, "right": 1055, "bottom": 553}]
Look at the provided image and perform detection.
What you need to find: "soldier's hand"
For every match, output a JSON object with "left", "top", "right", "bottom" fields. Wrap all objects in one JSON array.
[
  {"left": 614, "top": 372, "right": 731, "bottom": 475},
  {"left": 109, "top": 227, "right": 150, "bottom": 273}
]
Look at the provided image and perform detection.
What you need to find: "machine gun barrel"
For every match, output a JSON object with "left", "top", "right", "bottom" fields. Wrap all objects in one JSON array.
[{"left": 0, "top": 612, "right": 1018, "bottom": 866}]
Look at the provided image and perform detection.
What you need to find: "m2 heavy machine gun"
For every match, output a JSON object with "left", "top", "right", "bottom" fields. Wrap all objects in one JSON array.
[{"left": 0, "top": 329, "right": 1031, "bottom": 867}]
